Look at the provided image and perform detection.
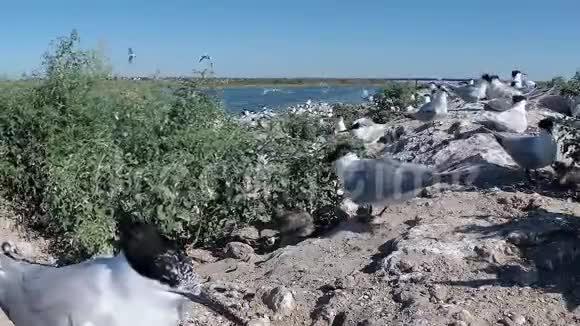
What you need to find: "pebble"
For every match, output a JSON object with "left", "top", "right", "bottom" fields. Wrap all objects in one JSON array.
[
  {"left": 247, "top": 317, "right": 271, "bottom": 326},
  {"left": 262, "top": 286, "right": 296, "bottom": 316},
  {"left": 454, "top": 309, "right": 474, "bottom": 323},
  {"left": 513, "top": 315, "right": 526, "bottom": 325},
  {"left": 450, "top": 322, "right": 468, "bottom": 326}
]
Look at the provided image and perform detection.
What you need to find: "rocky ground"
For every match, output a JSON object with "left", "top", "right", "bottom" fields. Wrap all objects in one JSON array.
[{"left": 2, "top": 93, "right": 580, "bottom": 325}]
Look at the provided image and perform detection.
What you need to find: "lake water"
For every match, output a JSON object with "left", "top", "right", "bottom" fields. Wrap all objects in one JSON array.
[{"left": 208, "top": 86, "right": 382, "bottom": 113}]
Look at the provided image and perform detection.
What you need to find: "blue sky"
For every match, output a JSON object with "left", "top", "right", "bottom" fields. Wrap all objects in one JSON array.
[{"left": 1, "top": 0, "right": 579, "bottom": 80}]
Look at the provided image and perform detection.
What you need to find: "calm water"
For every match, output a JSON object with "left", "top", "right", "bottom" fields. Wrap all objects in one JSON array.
[{"left": 207, "top": 86, "right": 382, "bottom": 113}]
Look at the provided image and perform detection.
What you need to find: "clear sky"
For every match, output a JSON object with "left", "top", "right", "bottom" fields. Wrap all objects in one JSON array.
[{"left": 1, "top": 0, "right": 579, "bottom": 80}]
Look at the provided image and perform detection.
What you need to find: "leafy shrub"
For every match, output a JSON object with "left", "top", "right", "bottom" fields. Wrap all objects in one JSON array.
[
  {"left": 254, "top": 112, "right": 342, "bottom": 213},
  {"left": 0, "top": 31, "right": 261, "bottom": 259},
  {"left": 370, "top": 82, "right": 417, "bottom": 123},
  {"left": 560, "top": 71, "right": 580, "bottom": 97},
  {"left": 551, "top": 71, "right": 580, "bottom": 165},
  {"left": 545, "top": 76, "right": 566, "bottom": 88},
  {"left": 374, "top": 82, "right": 417, "bottom": 109},
  {"left": 0, "top": 31, "right": 345, "bottom": 260}
]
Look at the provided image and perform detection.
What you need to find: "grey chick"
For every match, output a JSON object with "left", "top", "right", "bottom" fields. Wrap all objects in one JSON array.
[{"left": 257, "top": 208, "right": 315, "bottom": 248}]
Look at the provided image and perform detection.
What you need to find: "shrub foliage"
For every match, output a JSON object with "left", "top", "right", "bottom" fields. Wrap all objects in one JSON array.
[{"left": 0, "top": 31, "right": 343, "bottom": 260}]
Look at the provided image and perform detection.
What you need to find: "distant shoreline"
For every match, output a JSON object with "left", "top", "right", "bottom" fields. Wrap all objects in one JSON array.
[
  {"left": 1, "top": 77, "right": 472, "bottom": 89},
  {"left": 110, "top": 77, "right": 471, "bottom": 89},
  {"left": 216, "top": 80, "right": 390, "bottom": 88}
]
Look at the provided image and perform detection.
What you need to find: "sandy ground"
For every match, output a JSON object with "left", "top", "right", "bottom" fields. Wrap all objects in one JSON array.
[
  {"left": 4, "top": 187, "right": 580, "bottom": 325},
  {"left": 0, "top": 199, "right": 52, "bottom": 326},
  {"left": 179, "top": 188, "right": 580, "bottom": 326}
]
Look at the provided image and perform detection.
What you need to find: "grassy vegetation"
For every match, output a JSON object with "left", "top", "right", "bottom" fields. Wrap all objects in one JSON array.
[
  {"left": 2, "top": 77, "right": 423, "bottom": 91},
  {"left": 0, "top": 31, "right": 346, "bottom": 261},
  {"left": 560, "top": 71, "right": 580, "bottom": 97}
]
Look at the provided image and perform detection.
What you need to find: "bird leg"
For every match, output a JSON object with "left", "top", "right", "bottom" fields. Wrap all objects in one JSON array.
[{"left": 375, "top": 205, "right": 388, "bottom": 217}]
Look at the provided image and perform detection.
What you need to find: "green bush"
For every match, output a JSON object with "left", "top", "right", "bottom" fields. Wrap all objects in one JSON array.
[
  {"left": 560, "top": 71, "right": 580, "bottom": 97},
  {"left": 0, "top": 31, "right": 345, "bottom": 260},
  {"left": 255, "top": 112, "right": 342, "bottom": 213},
  {"left": 370, "top": 82, "right": 417, "bottom": 123},
  {"left": 0, "top": 31, "right": 261, "bottom": 259},
  {"left": 544, "top": 76, "right": 566, "bottom": 88}
]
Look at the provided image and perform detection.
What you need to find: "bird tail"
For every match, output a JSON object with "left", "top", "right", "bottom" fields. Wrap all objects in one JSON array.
[{"left": 478, "top": 127, "right": 505, "bottom": 145}]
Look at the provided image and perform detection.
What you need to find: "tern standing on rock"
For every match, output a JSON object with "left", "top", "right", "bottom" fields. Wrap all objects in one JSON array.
[
  {"left": 405, "top": 87, "right": 449, "bottom": 127},
  {"left": 0, "top": 221, "right": 245, "bottom": 326},
  {"left": 488, "top": 118, "right": 558, "bottom": 180}
]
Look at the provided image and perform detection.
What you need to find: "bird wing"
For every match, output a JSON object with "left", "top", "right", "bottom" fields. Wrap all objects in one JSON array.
[
  {"left": 447, "top": 84, "right": 477, "bottom": 102},
  {"left": 483, "top": 98, "right": 512, "bottom": 112},
  {"left": 483, "top": 107, "right": 526, "bottom": 133},
  {"left": 408, "top": 110, "right": 439, "bottom": 122},
  {"left": 493, "top": 133, "right": 555, "bottom": 168},
  {"left": 538, "top": 95, "right": 571, "bottom": 115},
  {"left": 502, "top": 84, "right": 522, "bottom": 97},
  {"left": 6, "top": 258, "right": 116, "bottom": 326},
  {"left": 416, "top": 98, "right": 437, "bottom": 113},
  {"left": 488, "top": 83, "right": 521, "bottom": 99},
  {"left": 341, "top": 159, "right": 433, "bottom": 204}
]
